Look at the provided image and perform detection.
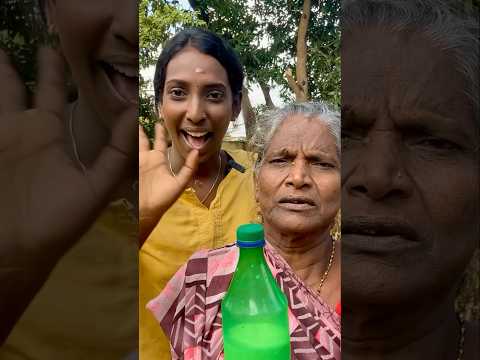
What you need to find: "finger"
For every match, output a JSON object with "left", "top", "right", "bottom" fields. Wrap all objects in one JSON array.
[
  {"left": 0, "top": 49, "right": 26, "bottom": 114},
  {"left": 175, "top": 149, "right": 199, "bottom": 187},
  {"left": 88, "top": 106, "right": 137, "bottom": 195},
  {"left": 35, "top": 47, "right": 67, "bottom": 119},
  {"left": 139, "top": 125, "right": 150, "bottom": 152},
  {"left": 153, "top": 122, "right": 167, "bottom": 153}
]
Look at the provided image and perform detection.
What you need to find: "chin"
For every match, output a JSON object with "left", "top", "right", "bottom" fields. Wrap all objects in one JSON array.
[
  {"left": 342, "top": 254, "right": 464, "bottom": 309},
  {"left": 266, "top": 216, "right": 325, "bottom": 236}
]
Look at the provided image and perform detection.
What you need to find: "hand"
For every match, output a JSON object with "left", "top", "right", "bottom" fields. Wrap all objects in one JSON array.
[
  {"left": 0, "top": 47, "right": 136, "bottom": 343},
  {"left": 139, "top": 122, "right": 199, "bottom": 245}
]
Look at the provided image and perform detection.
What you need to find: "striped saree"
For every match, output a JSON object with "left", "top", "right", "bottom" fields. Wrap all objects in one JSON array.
[{"left": 147, "top": 243, "right": 341, "bottom": 360}]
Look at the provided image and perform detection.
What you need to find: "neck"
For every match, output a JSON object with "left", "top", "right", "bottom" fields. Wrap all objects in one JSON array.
[
  {"left": 342, "top": 291, "right": 461, "bottom": 360},
  {"left": 265, "top": 225, "right": 333, "bottom": 285}
]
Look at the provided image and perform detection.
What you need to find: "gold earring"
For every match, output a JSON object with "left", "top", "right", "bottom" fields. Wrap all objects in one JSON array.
[
  {"left": 329, "top": 210, "right": 341, "bottom": 241},
  {"left": 255, "top": 202, "right": 263, "bottom": 224}
]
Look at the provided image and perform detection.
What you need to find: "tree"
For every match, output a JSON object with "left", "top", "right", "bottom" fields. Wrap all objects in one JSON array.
[
  {"left": 140, "top": 0, "right": 341, "bottom": 139},
  {"left": 284, "top": 0, "right": 311, "bottom": 101}
]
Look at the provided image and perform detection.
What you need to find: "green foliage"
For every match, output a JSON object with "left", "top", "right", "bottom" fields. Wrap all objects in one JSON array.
[
  {"left": 250, "top": 0, "right": 341, "bottom": 104},
  {"left": 139, "top": 0, "right": 205, "bottom": 68},
  {"left": 0, "top": 0, "right": 46, "bottom": 95}
]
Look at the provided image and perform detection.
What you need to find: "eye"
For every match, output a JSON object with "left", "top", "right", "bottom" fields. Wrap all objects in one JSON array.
[
  {"left": 341, "top": 128, "right": 367, "bottom": 148},
  {"left": 206, "top": 90, "right": 225, "bottom": 102},
  {"left": 312, "top": 161, "right": 335, "bottom": 169},
  {"left": 268, "top": 158, "right": 289, "bottom": 165},
  {"left": 414, "top": 137, "right": 460, "bottom": 150},
  {"left": 169, "top": 88, "right": 186, "bottom": 100},
  {"left": 404, "top": 132, "right": 463, "bottom": 153}
]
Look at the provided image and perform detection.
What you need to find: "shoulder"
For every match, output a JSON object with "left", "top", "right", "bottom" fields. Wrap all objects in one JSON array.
[
  {"left": 223, "top": 148, "right": 257, "bottom": 169},
  {"left": 185, "top": 245, "right": 238, "bottom": 284}
]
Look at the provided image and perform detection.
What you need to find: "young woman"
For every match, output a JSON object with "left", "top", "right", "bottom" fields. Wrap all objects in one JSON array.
[
  {"left": 1, "top": 1, "right": 138, "bottom": 358},
  {"left": 139, "top": 28, "right": 257, "bottom": 358}
]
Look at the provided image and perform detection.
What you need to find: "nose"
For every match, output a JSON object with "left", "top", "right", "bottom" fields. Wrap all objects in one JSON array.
[
  {"left": 186, "top": 95, "right": 206, "bottom": 124},
  {"left": 286, "top": 159, "right": 312, "bottom": 189},
  {"left": 344, "top": 130, "right": 413, "bottom": 201},
  {"left": 111, "top": 0, "right": 138, "bottom": 49}
]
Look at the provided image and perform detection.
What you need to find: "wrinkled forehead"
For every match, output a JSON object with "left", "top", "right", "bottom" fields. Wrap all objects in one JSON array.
[
  {"left": 341, "top": 27, "right": 473, "bottom": 124},
  {"left": 267, "top": 116, "right": 338, "bottom": 155}
]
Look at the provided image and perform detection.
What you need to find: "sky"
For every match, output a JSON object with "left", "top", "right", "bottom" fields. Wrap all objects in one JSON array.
[{"left": 142, "top": 0, "right": 285, "bottom": 138}]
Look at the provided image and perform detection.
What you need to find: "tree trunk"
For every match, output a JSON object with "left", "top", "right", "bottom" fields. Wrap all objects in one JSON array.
[
  {"left": 259, "top": 81, "right": 275, "bottom": 108},
  {"left": 241, "top": 85, "right": 256, "bottom": 140},
  {"left": 285, "top": 0, "right": 311, "bottom": 101}
]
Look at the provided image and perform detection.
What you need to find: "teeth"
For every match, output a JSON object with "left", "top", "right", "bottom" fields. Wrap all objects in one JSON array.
[
  {"left": 109, "top": 63, "right": 138, "bottom": 78},
  {"left": 185, "top": 131, "right": 208, "bottom": 137}
]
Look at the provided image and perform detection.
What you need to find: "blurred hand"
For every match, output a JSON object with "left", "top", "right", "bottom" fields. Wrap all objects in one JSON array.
[
  {"left": 139, "top": 123, "right": 199, "bottom": 245},
  {"left": 0, "top": 47, "right": 136, "bottom": 343}
]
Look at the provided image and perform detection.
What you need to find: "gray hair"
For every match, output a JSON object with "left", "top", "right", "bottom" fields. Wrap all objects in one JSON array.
[
  {"left": 342, "top": 0, "right": 479, "bottom": 114},
  {"left": 249, "top": 102, "right": 340, "bottom": 171}
]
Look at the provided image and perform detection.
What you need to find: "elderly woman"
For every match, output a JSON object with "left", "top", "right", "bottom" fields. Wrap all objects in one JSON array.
[
  {"left": 341, "top": 0, "right": 479, "bottom": 359},
  {"left": 143, "top": 102, "right": 341, "bottom": 359}
]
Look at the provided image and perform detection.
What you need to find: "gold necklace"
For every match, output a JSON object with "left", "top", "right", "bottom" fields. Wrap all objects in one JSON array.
[
  {"left": 69, "top": 101, "right": 87, "bottom": 173},
  {"left": 316, "top": 237, "right": 336, "bottom": 294},
  {"left": 456, "top": 314, "right": 466, "bottom": 360},
  {"left": 167, "top": 149, "right": 222, "bottom": 204}
]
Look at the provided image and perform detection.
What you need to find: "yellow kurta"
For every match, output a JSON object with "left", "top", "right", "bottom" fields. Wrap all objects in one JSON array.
[
  {"left": 1, "top": 199, "right": 138, "bottom": 359},
  {"left": 139, "top": 149, "right": 257, "bottom": 359}
]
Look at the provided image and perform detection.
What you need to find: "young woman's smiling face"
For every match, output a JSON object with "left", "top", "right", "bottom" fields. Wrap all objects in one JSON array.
[
  {"left": 159, "top": 47, "right": 239, "bottom": 163},
  {"left": 45, "top": 0, "right": 139, "bottom": 128}
]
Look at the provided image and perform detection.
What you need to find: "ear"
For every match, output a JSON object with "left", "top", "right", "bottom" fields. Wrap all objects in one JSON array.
[{"left": 254, "top": 170, "right": 260, "bottom": 202}]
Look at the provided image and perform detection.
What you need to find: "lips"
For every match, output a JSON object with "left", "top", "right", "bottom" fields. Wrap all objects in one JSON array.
[
  {"left": 342, "top": 216, "right": 421, "bottom": 254},
  {"left": 99, "top": 59, "right": 138, "bottom": 104},
  {"left": 180, "top": 128, "right": 213, "bottom": 150},
  {"left": 278, "top": 196, "right": 316, "bottom": 211},
  {"left": 343, "top": 217, "right": 418, "bottom": 240}
]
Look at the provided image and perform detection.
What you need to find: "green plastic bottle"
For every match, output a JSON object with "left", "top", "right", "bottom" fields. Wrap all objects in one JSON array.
[{"left": 221, "top": 224, "right": 291, "bottom": 360}]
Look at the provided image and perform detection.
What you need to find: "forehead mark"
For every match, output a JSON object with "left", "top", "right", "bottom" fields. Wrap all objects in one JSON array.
[{"left": 194, "top": 67, "right": 206, "bottom": 74}]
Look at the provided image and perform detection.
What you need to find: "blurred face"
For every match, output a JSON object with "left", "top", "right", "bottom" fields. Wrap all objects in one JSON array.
[
  {"left": 341, "top": 28, "right": 479, "bottom": 306},
  {"left": 257, "top": 115, "right": 340, "bottom": 236},
  {"left": 46, "top": 0, "right": 138, "bottom": 127},
  {"left": 159, "top": 47, "right": 239, "bottom": 163}
]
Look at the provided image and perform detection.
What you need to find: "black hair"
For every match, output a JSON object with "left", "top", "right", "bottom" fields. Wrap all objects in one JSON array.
[
  {"left": 153, "top": 28, "right": 244, "bottom": 106},
  {"left": 37, "top": 0, "right": 46, "bottom": 23}
]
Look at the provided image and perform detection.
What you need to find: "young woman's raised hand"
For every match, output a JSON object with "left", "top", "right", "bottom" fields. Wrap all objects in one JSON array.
[
  {"left": 0, "top": 47, "right": 136, "bottom": 343},
  {"left": 139, "top": 123, "right": 199, "bottom": 244}
]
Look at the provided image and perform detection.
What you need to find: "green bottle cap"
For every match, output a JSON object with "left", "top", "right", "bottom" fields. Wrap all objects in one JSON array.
[{"left": 236, "top": 223, "right": 265, "bottom": 248}]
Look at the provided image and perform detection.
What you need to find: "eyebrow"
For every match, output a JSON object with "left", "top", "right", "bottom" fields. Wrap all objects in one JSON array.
[
  {"left": 270, "top": 148, "right": 337, "bottom": 159},
  {"left": 165, "top": 78, "right": 228, "bottom": 89},
  {"left": 391, "top": 109, "right": 474, "bottom": 142},
  {"left": 341, "top": 105, "right": 375, "bottom": 127},
  {"left": 343, "top": 106, "right": 476, "bottom": 146}
]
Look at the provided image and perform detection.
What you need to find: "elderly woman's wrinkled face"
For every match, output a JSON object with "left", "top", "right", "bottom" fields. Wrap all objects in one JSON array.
[
  {"left": 341, "top": 27, "right": 479, "bottom": 307},
  {"left": 256, "top": 115, "right": 340, "bottom": 235}
]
